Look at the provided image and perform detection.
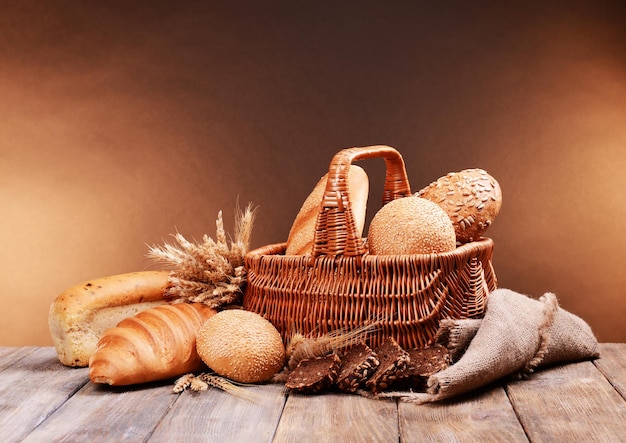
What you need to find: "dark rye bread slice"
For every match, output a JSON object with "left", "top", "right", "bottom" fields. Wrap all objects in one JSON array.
[
  {"left": 336, "top": 342, "right": 380, "bottom": 393},
  {"left": 399, "top": 344, "right": 451, "bottom": 391},
  {"left": 286, "top": 352, "right": 341, "bottom": 394},
  {"left": 365, "top": 337, "right": 410, "bottom": 394}
]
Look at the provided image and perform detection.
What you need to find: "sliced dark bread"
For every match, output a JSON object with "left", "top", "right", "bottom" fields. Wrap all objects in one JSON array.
[
  {"left": 365, "top": 337, "right": 410, "bottom": 394},
  {"left": 336, "top": 342, "right": 380, "bottom": 393},
  {"left": 286, "top": 352, "right": 341, "bottom": 394},
  {"left": 399, "top": 344, "right": 450, "bottom": 391}
]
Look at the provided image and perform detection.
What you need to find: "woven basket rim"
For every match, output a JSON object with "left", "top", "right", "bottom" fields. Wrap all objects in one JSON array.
[{"left": 246, "top": 237, "right": 494, "bottom": 262}]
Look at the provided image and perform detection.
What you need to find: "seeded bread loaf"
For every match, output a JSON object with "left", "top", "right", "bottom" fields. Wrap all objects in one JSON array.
[
  {"left": 416, "top": 169, "right": 502, "bottom": 243},
  {"left": 286, "top": 165, "right": 369, "bottom": 255},
  {"left": 49, "top": 271, "right": 171, "bottom": 367}
]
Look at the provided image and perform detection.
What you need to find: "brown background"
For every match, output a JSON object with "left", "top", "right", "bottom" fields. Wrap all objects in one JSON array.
[{"left": 1, "top": 1, "right": 625, "bottom": 346}]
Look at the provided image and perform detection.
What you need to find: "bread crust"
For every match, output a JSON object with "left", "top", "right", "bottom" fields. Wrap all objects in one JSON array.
[
  {"left": 286, "top": 165, "right": 369, "bottom": 255},
  {"left": 286, "top": 352, "right": 341, "bottom": 393},
  {"left": 336, "top": 343, "right": 380, "bottom": 393},
  {"left": 48, "top": 271, "right": 171, "bottom": 367},
  {"left": 88, "top": 303, "right": 216, "bottom": 385},
  {"left": 417, "top": 168, "right": 502, "bottom": 243},
  {"left": 365, "top": 337, "right": 410, "bottom": 393},
  {"left": 196, "top": 309, "right": 286, "bottom": 383},
  {"left": 368, "top": 197, "right": 456, "bottom": 255}
]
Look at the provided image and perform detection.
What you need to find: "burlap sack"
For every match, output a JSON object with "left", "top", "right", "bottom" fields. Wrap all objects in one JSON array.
[{"left": 388, "top": 288, "right": 599, "bottom": 403}]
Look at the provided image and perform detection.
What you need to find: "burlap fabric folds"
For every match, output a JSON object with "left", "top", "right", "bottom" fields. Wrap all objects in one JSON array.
[{"left": 397, "top": 288, "right": 599, "bottom": 403}]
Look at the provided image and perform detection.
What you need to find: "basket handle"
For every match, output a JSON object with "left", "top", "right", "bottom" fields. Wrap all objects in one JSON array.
[{"left": 312, "top": 145, "right": 412, "bottom": 257}]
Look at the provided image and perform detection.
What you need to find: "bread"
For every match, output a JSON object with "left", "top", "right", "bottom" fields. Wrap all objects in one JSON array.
[
  {"left": 286, "top": 165, "right": 369, "bottom": 255},
  {"left": 49, "top": 271, "right": 172, "bottom": 367},
  {"left": 365, "top": 337, "right": 410, "bottom": 393},
  {"left": 416, "top": 168, "right": 502, "bottom": 243},
  {"left": 286, "top": 352, "right": 342, "bottom": 394},
  {"left": 400, "top": 344, "right": 450, "bottom": 391},
  {"left": 367, "top": 196, "right": 456, "bottom": 255},
  {"left": 336, "top": 342, "right": 380, "bottom": 393},
  {"left": 89, "top": 303, "right": 216, "bottom": 386},
  {"left": 196, "top": 309, "right": 286, "bottom": 383}
]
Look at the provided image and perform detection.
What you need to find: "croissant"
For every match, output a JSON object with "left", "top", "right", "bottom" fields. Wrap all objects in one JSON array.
[{"left": 89, "top": 303, "right": 216, "bottom": 386}]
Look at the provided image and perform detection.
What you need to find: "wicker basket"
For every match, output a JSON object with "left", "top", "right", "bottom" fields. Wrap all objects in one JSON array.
[{"left": 243, "top": 145, "right": 497, "bottom": 350}]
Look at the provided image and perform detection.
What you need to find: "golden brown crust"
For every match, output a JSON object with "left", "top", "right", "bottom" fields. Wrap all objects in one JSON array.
[
  {"left": 88, "top": 303, "right": 216, "bottom": 386},
  {"left": 286, "top": 165, "right": 369, "bottom": 255},
  {"left": 367, "top": 196, "right": 456, "bottom": 255},
  {"left": 417, "top": 169, "right": 502, "bottom": 243},
  {"left": 196, "top": 309, "right": 285, "bottom": 383},
  {"left": 48, "top": 271, "right": 172, "bottom": 367}
]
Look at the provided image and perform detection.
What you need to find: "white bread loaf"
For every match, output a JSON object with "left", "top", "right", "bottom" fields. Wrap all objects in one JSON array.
[
  {"left": 48, "top": 270, "right": 171, "bottom": 367},
  {"left": 89, "top": 303, "right": 217, "bottom": 386},
  {"left": 286, "top": 165, "right": 369, "bottom": 255}
]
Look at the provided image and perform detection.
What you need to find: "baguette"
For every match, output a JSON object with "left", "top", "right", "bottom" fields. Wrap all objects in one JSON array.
[
  {"left": 89, "top": 303, "right": 217, "bottom": 386},
  {"left": 48, "top": 271, "right": 171, "bottom": 367},
  {"left": 286, "top": 165, "right": 369, "bottom": 255}
]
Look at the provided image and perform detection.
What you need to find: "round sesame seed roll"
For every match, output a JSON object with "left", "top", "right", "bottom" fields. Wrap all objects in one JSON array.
[{"left": 367, "top": 196, "right": 457, "bottom": 255}]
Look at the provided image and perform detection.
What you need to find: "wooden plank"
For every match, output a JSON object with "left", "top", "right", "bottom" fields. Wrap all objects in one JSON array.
[
  {"left": 398, "top": 385, "right": 529, "bottom": 442},
  {"left": 22, "top": 379, "right": 178, "bottom": 442},
  {"left": 0, "top": 346, "right": 37, "bottom": 371},
  {"left": 273, "top": 392, "right": 398, "bottom": 443},
  {"left": 505, "top": 360, "right": 626, "bottom": 442},
  {"left": 594, "top": 343, "right": 626, "bottom": 400},
  {"left": 0, "top": 347, "right": 89, "bottom": 443},
  {"left": 148, "top": 383, "right": 287, "bottom": 442}
]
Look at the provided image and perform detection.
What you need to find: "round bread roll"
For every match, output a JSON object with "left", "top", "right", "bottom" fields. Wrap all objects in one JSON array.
[
  {"left": 286, "top": 165, "right": 369, "bottom": 255},
  {"left": 196, "top": 309, "right": 285, "bottom": 383},
  {"left": 416, "top": 168, "right": 502, "bottom": 243},
  {"left": 367, "top": 196, "right": 456, "bottom": 255}
]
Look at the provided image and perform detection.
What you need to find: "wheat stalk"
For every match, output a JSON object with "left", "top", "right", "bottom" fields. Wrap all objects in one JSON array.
[
  {"left": 173, "top": 372, "right": 262, "bottom": 404},
  {"left": 285, "top": 323, "right": 379, "bottom": 371},
  {"left": 148, "top": 203, "right": 257, "bottom": 308}
]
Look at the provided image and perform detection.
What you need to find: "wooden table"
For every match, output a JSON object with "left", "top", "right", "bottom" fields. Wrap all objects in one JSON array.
[{"left": 2, "top": 344, "right": 625, "bottom": 442}]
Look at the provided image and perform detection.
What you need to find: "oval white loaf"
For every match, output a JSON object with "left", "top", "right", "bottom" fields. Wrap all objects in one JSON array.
[
  {"left": 48, "top": 270, "right": 171, "bottom": 367},
  {"left": 286, "top": 165, "right": 369, "bottom": 255}
]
